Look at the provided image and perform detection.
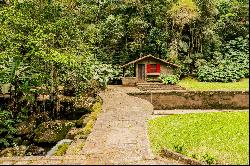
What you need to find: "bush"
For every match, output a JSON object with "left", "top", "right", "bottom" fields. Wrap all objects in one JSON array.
[
  {"left": 0, "top": 110, "right": 17, "bottom": 149},
  {"left": 197, "top": 59, "right": 247, "bottom": 82},
  {"left": 158, "top": 74, "right": 179, "bottom": 85},
  {"left": 197, "top": 36, "right": 249, "bottom": 82}
]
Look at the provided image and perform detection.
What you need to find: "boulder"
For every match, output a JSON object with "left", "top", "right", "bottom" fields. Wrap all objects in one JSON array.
[
  {"left": 0, "top": 145, "right": 27, "bottom": 157},
  {"left": 16, "top": 121, "right": 36, "bottom": 136},
  {"left": 76, "top": 114, "right": 90, "bottom": 127},
  {"left": 65, "top": 127, "right": 82, "bottom": 139},
  {"left": 32, "top": 112, "right": 50, "bottom": 125},
  {"left": 22, "top": 139, "right": 31, "bottom": 146},
  {"left": 33, "top": 120, "right": 75, "bottom": 144},
  {"left": 25, "top": 145, "right": 45, "bottom": 156},
  {"left": 0, "top": 148, "right": 15, "bottom": 157},
  {"left": 86, "top": 97, "right": 96, "bottom": 107},
  {"left": 17, "top": 145, "right": 28, "bottom": 156}
]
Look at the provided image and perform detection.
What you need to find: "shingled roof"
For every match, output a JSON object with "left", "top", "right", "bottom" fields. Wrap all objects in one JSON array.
[{"left": 121, "top": 55, "right": 179, "bottom": 68}]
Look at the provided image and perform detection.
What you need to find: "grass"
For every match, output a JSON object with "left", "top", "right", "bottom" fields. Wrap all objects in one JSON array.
[
  {"left": 148, "top": 111, "right": 249, "bottom": 165},
  {"left": 54, "top": 144, "right": 69, "bottom": 156},
  {"left": 177, "top": 77, "right": 249, "bottom": 91}
]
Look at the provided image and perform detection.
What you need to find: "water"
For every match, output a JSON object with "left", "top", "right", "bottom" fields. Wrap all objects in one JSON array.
[{"left": 46, "top": 139, "right": 72, "bottom": 156}]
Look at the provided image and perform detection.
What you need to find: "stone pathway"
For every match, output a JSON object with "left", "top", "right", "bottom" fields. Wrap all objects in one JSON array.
[
  {"left": 71, "top": 86, "right": 179, "bottom": 165},
  {"left": 0, "top": 86, "right": 180, "bottom": 165}
]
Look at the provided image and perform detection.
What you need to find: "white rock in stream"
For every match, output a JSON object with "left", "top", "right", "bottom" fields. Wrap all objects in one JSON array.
[{"left": 46, "top": 139, "right": 72, "bottom": 156}]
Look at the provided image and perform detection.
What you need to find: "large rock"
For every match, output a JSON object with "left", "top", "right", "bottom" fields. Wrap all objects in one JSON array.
[
  {"left": 25, "top": 145, "right": 45, "bottom": 156},
  {"left": 0, "top": 145, "right": 27, "bottom": 157},
  {"left": 76, "top": 114, "right": 90, "bottom": 127},
  {"left": 16, "top": 121, "right": 36, "bottom": 136},
  {"left": 65, "top": 127, "right": 82, "bottom": 139},
  {"left": 16, "top": 112, "right": 49, "bottom": 137},
  {"left": 33, "top": 120, "right": 75, "bottom": 144},
  {"left": 0, "top": 148, "right": 15, "bottom": 157}
]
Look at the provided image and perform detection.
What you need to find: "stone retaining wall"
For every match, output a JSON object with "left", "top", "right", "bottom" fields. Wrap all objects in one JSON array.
[
  {"left": 128, "top": 90, "right": 249, "bottom": 110},
  {"left": 121, "top": 77, "right": 138, "bottom": 86}
]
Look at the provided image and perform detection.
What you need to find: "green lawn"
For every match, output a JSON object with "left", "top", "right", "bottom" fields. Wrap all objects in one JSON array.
[
  {"left": 148, "top": 112, "right": 249, "bottom": 165},
  {"left": 177, "top": 77, "right": 249, "bottom": 91}
]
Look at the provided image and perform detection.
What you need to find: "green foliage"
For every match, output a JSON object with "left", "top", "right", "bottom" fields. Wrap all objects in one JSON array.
[
  {"left": 0, "top": 110, "right": 17, "bottom": 149},
  {"left": 92, "top": 63, "right": 119, "bottom": 88},
  {"left": 197, "top": 60, "right": 245, "bottom": 82},
  {"left": 158, "top": 74, "right": 180, "bottom": 85},
  {"left": 197, "top": 36, "right": 249, "bottom": 82},
  {"left": 148, "top": 112, "right": 249, "bottom": 164},
  {"left": 0, "top": 0, "right": 116, "bottom": 149}
]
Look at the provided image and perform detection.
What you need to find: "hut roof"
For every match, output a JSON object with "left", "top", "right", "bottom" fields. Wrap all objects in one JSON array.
[{"left": 121, "top": 55, "right": 179, "bottom": 68}]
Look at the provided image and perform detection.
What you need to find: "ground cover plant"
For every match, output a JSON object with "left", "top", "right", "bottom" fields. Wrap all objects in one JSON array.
[
  {"left": 148, "top": 111, "right": 249, "bottom": 165},
  {"left": 177, "top": 77, "right": 249, "bottom": 90},
  {"left": 158, "top": 74, "right": 180, "bottom": 85}
]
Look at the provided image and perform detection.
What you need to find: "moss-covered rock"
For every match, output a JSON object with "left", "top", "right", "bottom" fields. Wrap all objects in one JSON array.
[
  {"left": 16, "top": 121, "right": 36, "bottom": 136},
  {"left": 65, "top": 127, "right": 82, "bottom": 139},
  {"left": 0, "top": 145, "right": 27, "bottom": 157},
  {"left": 76, "top": 114, "right": 90, "bottom": 127},
  {"left": 33, "top": 120, "right": 75, "bottom": 144},
  {"left": 25, "top": 145, "right": 46, "bottom": 156},
  {"left": 74, "top": 98, "right": 102, "bottom": 139},
  {"left": 0, "top": 148, "right": 15, "bottom": 157}
]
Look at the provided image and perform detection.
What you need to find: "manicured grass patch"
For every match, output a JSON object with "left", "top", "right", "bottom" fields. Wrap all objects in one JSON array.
[
  {"left": 148, "top": 112, "right": 249, "bottom": 165},
  {"left": 177, "top": 77, "right": 249, "bottom": 91}
]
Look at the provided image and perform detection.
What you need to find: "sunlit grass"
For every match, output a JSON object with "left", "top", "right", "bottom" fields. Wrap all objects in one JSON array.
[
  {"left": 177, "top": 77, "right": 249, "bottom": 91},
  {"left": 148, "top": 112, "right": 249, "bottom": 165}
]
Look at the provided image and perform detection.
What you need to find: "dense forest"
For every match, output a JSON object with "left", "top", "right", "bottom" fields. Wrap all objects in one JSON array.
[{"left": 0, "top": 0, "right": 249, "bottom": 154}]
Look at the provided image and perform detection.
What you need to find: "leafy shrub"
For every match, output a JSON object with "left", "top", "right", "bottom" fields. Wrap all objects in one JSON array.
[
  {"left": 158, "top": 74, "right": 180, "bottom": 85},
  {"left": 197, "top": 37, "right": 249, "bottom": 82},
  {"left": 92, "top": 63, "right": 119, "bottom": 88},
  {"left": 197, "top": 59, "right": 247, "bottom": 82},
  {"left": 0, "top": 110, "right": 17, "bottom": 149}
]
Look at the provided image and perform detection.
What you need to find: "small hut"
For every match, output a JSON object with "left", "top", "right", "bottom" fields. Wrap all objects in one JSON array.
[{"left": 121, "top": 55, "right": 179, "bottom": 86}]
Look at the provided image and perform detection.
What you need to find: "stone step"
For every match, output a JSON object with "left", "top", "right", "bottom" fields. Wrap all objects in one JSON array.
[
  {"left": 138, "top": 85, "right": 185, "bottom": 91},
  {"left": 136, "top": 82, "right": 164, "bottom": 86},
  {"left": 0, "top": 156, "right": 86, "bottom": 165}
]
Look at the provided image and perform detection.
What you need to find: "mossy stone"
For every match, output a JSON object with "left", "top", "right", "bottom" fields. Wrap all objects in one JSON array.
[
  {"left": 16, "top": 121, "right": 36, "bottom": 136},
  {"left": 76, "top": 114, "right": 90, "bottom": 127},
  {"left": 33, "top": 120, "right": 75, "bottom": 144}
]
